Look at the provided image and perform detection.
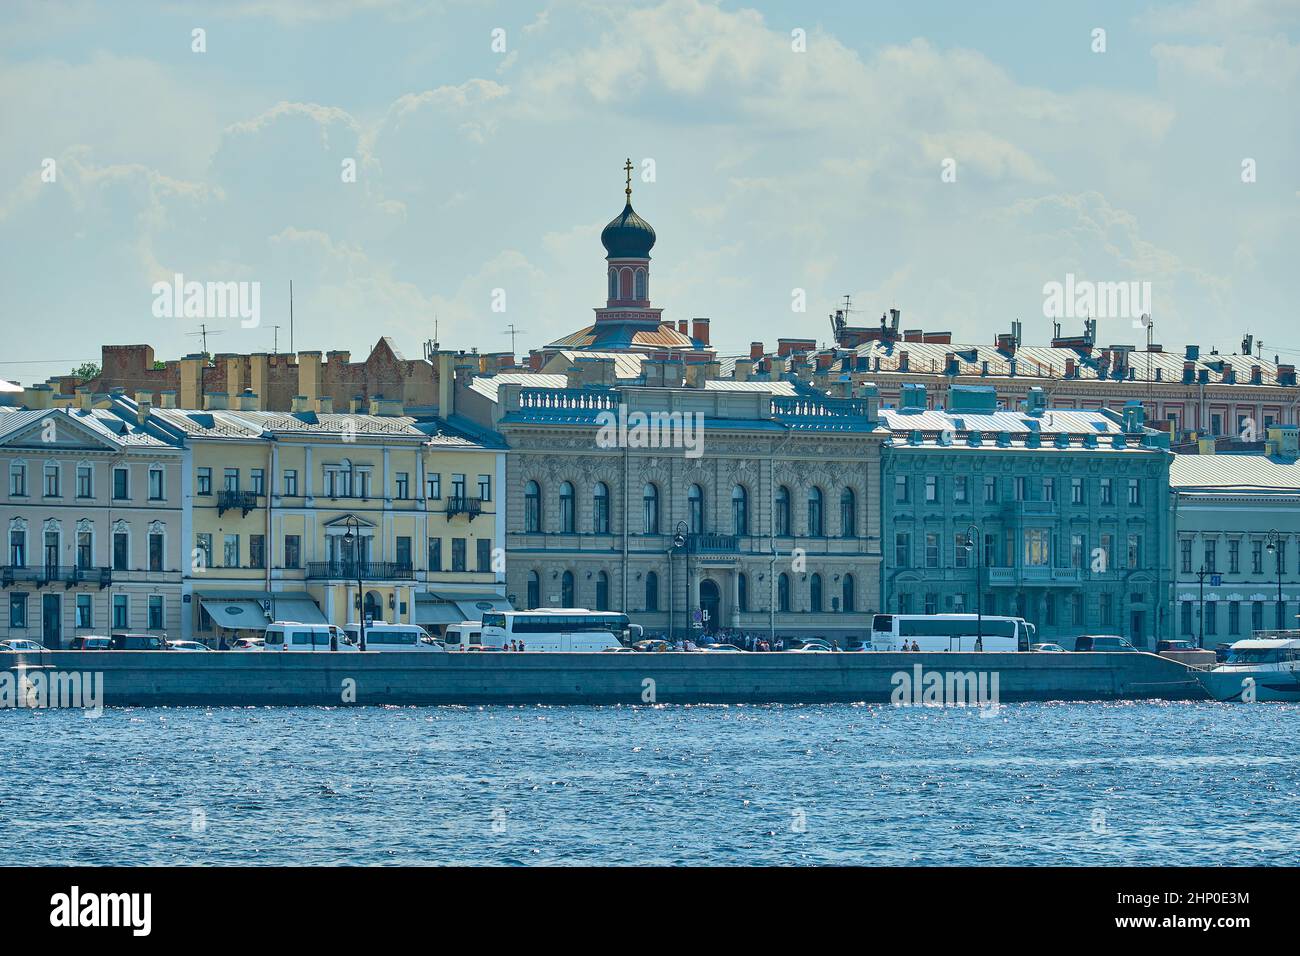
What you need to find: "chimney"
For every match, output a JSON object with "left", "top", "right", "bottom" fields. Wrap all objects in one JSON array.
[
  {"left": 158, "top": 390, "right": 177, "bottom": 409},
  {"left": 816, "top": 353, "right": 834, "bottom": 371},
  {"left": 238, "top": 388, "right": 260, "bottom": 411},
  {"left": 249, "top": 353, "right": 269, "bottom": 406},
  {"left": 291, "top": 395, "right": 312, "bottom": 413},
  {"left": 316, "top": 396, "right": 334, "bottom": 414},
  {"left": 528, "top": 350, "right": 543, "bottom": 372},
  {"left": 855, "top": 383, "right": 881, "bottom": 421},
  {"left": 326, "top": 349, "right": 351, "bottom": 366},
  {"left": 1251, "top": 365, "right": 1263, "bottom": 385},
  {"left": 22, "top": 383, "right": 53, "bottom": 410},
  {"left": 768, "top": 356, "right": 786, "bottom": 381},
  {"left": 1185, "top": 344, "right": 1200, "bottom": 361},
  {"left": 369, "top": 396, "right": 405, "bottom": 416},
  {"left": 734, "top": 361, "right": 751, "bottom": 382},
  {"left": 219, "top": 354, "right": 243, "bottom": 399},
  {"left": 1279, "top": 364, "right": 1297, "bottom": 387},
  {"left": 1182, "top": 362, "right": 1195, "bottom": 384},
  {"left": 898, "top": 350, "right": 910, "bottom": 373},
  {"left": 436, "top": 352, "right": 456, "bottom": 417},
  {"left": 677, "top": 319, "right": 688, "bottom": 335},
  {"left": 349, "top": 396, "right": 364, "bottom": 414},
  {"left": 903, "top": 329, "right": 923, "bottom": 343},
  {"left": 1065, "top": 358, "right": 1076, "bottom": 378},
  {"left": 179, "top": 353, "right": 205, "bottom": 409},
  {"left": 204, "top": 392, "right": 229, "bottom": 411},
  {"left": 1222, "top": 367, "right": 1236, "bottom": 384},
  {"left": 1197, "top": 369, "right": 1209, "bottom": 385},
  {"left": 691, "top": 318, "right": 711, "bottom": 346},
  {"left": 298, "top": 351, "right": 323, "bottom": 405},
  {"left": 137, "top": 396, "right": 153, "bottom": 425},
  {"left": 750, "top": 341, "right": 764, "bottom": 361}
]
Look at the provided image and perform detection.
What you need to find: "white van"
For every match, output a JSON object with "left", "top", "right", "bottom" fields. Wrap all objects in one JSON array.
[
  {"left": 341, "top": 622, "right": 445, "bottom": 652},
  {"left": 443, "top": 622, "right": 488, "bottom": 651},
  {"left": 263, "top": 622, "right": 358, "bottom": 652}
]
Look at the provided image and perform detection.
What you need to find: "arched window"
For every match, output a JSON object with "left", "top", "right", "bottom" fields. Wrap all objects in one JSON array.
[
  {"left": 527, "top": 570, "right": 540, "bottom": 609},
  {"left": 643, "top": 483, "right": 659, "bottom": 534},
  {"left": 559, "top": 481, "right": 575, "bottom": 534},
  {"left": 731, "top": 485, "right": 748, "bottom": 536},
  {"left": 524, "top": 480, "right": 541, "bottom": 533},
  {"left": 608, "top": 269, "right": 618, "bottom": 300},
  {"left": 645, "top": 571, "right": 659, "bottom": 611},
  {"left": 842, "top": 574, "right": 855, "bottom": 613},
  {"left": 593, "top": 482, "right": 610, "bottom": 534},
  {"left": 561, "top": 570, "right": 575, "bottom": 607},
  {"left": 777, "top": 573, "right": 791, "bottom": 613},
  {"left": 775, "top": 486, "right": 790, "bottom": 536},
  {"left": 595, "top": 571, "right": 610, "bottom": 611},
  {"left": 737, "top": 572, "right": 748, "bottom": 612},
  {"left": 620, "top": 267, "right": 634, "bottom": 299},
  {"left": 810, "top": 573, "right": 823, "bottom": 612},
  {"left": 688, "top": 484, "right": 704, "bottom": 534},
  {"left": 840, "top": 487, "right": 856, "bottom": 537},
  {"left": 807, "top": 487, "right": 823, "bottom": 537}
]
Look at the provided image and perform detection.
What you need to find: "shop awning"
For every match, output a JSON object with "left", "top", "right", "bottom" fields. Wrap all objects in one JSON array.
[
  {"left": 412, "top": 600, "right": 466, "bottom": 626},
  {"left": 202, "top": 600, "right": 268, "bottom": 630},
  {"left": 419, "top": 592, "right": 513, "bottom": 623},
  {"left": 269, "top": 597, "right": 327, "bottom": 625}
]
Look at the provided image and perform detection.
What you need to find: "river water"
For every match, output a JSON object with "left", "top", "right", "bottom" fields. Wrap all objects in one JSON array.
[{"left": 2, "top": 701, "right": 1296, "bottom": 865}]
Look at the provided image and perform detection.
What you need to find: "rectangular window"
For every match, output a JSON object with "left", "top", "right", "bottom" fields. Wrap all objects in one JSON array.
[
  {"left": 894, "top": 475, "right": 909, "bottom": 503},
  {"left": 924, "top": 593, "right": 937, "bottom": 616},
  {"left": 476, "top": 538, "right": 492, "bottom": 572},
  {"left": 1180, "top": 538, "right": 1192, "bottom": 574},
  {"left": 1100, "top": 478, "right": 1113, "bottom": 505},
  {"left": 426, "top": 473, "right": 441, "bottom": 499},
  {"left": 197, "top": 467, "right": 212, "bottom": 496},
  {"left": 1205, "top": 601, "right": 1217, "bottom": 636},
  {"left": 77, "top": 464, "right": 93, "bottom": 498},
  {"left": 1042, "top": 477, "right": 1055, "bottom": 502},
  {"left": 478, "top": 474, "right": 492, "bottom": 501},
  {"left": 451, "top": 474, "right": 466, "bottom": 499},
  {"left": 1204, "top": 539, "right": 1216, "bottom": 573},
  {"left": 925, "top": 532, "right": 939, "bottom": 569},
  {"left": 1181, "top": 601, "right": 1193, "bottom": 636},
  {"left": 77, "top": 532, "right": 92, "bottom": 569},
  {"left": 223, "top": 468, "right": 239, "bottom": 492},
  {"left": 1127, "top": 533, "right": 1142, "bottom": 570},
  {"left": 395, "top": 472, "right": 410, "bottom": 500},
  {"left": 356, "top": 470, "right": 371, "bottom": 498},
  {"left": 953, "top": 475, "right": 967, "bottom": 504},
  {"left": 9, "top": 593, "right": 27, "bottom": 628},
  {"left": 1072, "top": 593, "right": 1084, "bottom": 626},
  {"left": 1100, "top": 533, "right": 1114, "bottom": 573},
  {"left": 250, "top": 469, "right": 265, "bottom": 496},
  {"left": 954, "top": 533, "right": 969, "bottom": 568},
  {"left": 223, "top": 534, "right": 239, "bottom": 568},
  {"left": 451, "top": 538, "right": 466, "bottom": 572},
  {"left": 148, "top": 595, "right": 164, "bottom": 630},
  {"left": 924, "top": 476, "right": 938, "bottom": 503},
  {"left": 1070, "top": 478, "right": 1084, "bottom": 505},
  {"left": 1229, "top": 601, "right": 1240, "bottom": 635},
  {"left": 894, "top": 532, "right": 910, "bottom": 568},
  {"left": 9, "top": 463, "right": 27, "bottom": 497},
  {"left": 149, "top": 533, "right": 164, "bottom": 572},
  {"left": 1252, "top": 601, "right": 1264, "bottom": 631},
  {"left": 195, "top": 533, "right": 212, "bottom": 569},
  {"left": 76, "top": 593, "right": 93, "bottom": 629},
  {"left": 1228, "top": 539, "right": 1240, "bottom": 574},
  {"left": 43, "top": 463, "right": 60, "bottom": 498},
  {"left": 283, "top": 469, "right": 298, "bottom": 497},
  {"left": 112, "top": 594, "right": 128, "bottom": 629},
  {"left": 113, "top": 532, "right": 129, "bottom": 571},
  {"left": 983, "top": 476, "right": 996, "bottom": 503},
  {"left": 396, "top": 536, "right": 412, "bottom": 569},
  {"left": 149, "top": 468, "right": 165, "bottom": 500},
  {"left": 1014, "top": 477, "right": 1026, "bottom": 501},
  {"left": 1100, "top": 593, "right": 1114, "bottom": 626},
  {"left": 1253, "top": 540, "right": 1264, "bottom": 574},
  {"left": 249, "top": 534, "right": 266, "bottom": 570},
  {"left": 1127, "top": 479, "right": 1141, "bottom": 506},
  {"left": 284, "top": 535, "right": 301, "bottom": 569},
  {"left": 113, "top": 467, "right": 129, "bottom": 500},
  {"left": 1071, "top": 533, "right": 1085, "bottom": 569},
  {"left": 427, "top": 537, "right": 442, "bottom": 572},
  {"left": 1023, "top": 529, "right": 1050, "bottom": 567}
]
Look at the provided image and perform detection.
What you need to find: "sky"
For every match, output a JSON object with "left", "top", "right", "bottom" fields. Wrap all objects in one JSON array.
[{"left": 1, "top": 0, "right": 1298, "bottom": 386}]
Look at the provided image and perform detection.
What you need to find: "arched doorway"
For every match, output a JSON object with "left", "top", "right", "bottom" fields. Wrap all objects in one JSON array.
[
  {"left": 699, "top": 579, "right": 721, "bottom": 634},
  {"left": 363, "top": 590, "right": 383, "bottom": 624}
]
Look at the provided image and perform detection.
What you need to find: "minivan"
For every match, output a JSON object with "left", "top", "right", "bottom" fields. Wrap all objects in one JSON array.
[
  {"left": 1073, "top": 634, "right": 1137, "bottom": 652},
  {"left": 109, "top": 632, "right": 168, "bottom": 650},
  {"left": 341, "top": 622, "right": 445, "bottom": 652},
  {"left": 262, "top": 622, "right": 358, "bottom": 652}
]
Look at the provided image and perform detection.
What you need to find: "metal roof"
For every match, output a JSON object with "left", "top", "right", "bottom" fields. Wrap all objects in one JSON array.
[
  {"left": 0, "top": 407, "right": 179, "bottom": 449},
  {"left": 468, "top": 372, "right": 568, "bottom": 402},
  {"left": 1170, "top": 454, "right": 1300, "bottom": 492}
]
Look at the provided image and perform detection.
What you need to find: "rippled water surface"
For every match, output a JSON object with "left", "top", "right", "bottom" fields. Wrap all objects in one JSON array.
[{"left": 2, "top": 702, "right": 1296, "bottom": 865}]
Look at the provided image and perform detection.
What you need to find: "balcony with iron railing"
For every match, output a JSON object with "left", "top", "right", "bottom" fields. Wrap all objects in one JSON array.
[
  {"left": 680, "top": 533, "right": 740, "bottom": 554},
  {"left": 217, "top": 489, "right": 261, "bottom": 517},
  {"left": 1, "top": 565, "right": 113, "bottom": 589},
  {"left": 446, "top": 496, "right": 484, "bottom": 520},
  {"left": 985, "top": 566, "right": 1082, "bottom": 587},
  {"left": 305, "top": 561, "right": 414, "bottom": 581}
]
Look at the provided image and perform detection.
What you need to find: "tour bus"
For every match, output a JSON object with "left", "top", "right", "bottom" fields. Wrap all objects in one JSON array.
[
  {"left": 263, "top": 622, "right": 358, "bottom": 652},
  {"left": 341, "top": 622, "right": 445, "bottom": 652},
  {"left": 459, "top": 609, "right": 644, "bottom": 652},
  {"left": 870, "top": 614, "right": 1031, "bottom": 652}
]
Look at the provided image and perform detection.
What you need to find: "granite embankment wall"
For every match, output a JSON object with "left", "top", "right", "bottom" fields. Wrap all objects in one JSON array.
[{"left": 1, "top": 651, "right": 1207, "bottom": 706}]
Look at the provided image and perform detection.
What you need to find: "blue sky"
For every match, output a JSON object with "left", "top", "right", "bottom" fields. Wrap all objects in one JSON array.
[{"left": 1, "top": 0, "right": 1298, "bottom": 384}]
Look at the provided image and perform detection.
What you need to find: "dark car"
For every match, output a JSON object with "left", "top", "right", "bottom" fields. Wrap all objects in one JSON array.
[
  {"left": 68, "top": 636, "right": 112, "bottom": 650},
  {"left": 1156, "top": 640, "right": 1198, "bottom": 653},
  {"left": 109, "top": 632, "right": 168, "bottom": 650},
  {"left": 1074, "top": 634, "right": 1137, "bottom": 652}
]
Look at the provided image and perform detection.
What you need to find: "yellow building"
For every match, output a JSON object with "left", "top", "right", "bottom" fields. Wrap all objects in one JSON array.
[{"left": 143, "top": 392, "right": 507, "bottom": 643}]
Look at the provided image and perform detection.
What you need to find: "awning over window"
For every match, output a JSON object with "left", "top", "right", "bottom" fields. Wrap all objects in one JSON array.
[
  {"left": 270, "top": 597, "right": 327, "bottom": 625},
  {"left": 418, "top": 592, "right": 512, "bottom": 623},
  {"left": 202, "top": 600, "right": 268, "bottom": 630},
  {"left": 412, "top": 601, "right": 465, "bottom": 626}
]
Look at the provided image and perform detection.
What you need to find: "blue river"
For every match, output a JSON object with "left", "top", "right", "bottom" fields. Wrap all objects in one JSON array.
[{"left": 2, "top": 701, "right": 1296, "bottom": 865}]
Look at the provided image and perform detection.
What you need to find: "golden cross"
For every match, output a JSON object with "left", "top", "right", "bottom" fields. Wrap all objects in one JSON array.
[{"left": 624, "top": 157, "right": 633, "bottom": 199}]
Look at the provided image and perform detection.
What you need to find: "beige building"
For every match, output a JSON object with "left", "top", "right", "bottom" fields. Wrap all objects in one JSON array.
[{"left": 0, "top": 400, "right": 184, "bottom": 646}]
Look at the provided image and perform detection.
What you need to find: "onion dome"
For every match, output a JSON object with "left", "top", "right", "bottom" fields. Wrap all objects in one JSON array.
[{"left": 600, "top": 158, "right": 656, "bottom": 258}]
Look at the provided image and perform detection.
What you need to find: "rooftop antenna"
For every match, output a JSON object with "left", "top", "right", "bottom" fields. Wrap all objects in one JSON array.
[
  {"left": 272, "top": 325, "right": 282, "bottom": 355},
  {"left": 503, "top": 323, "right": 527, "bottom": 356},
  {"left": 289, "top": 280, "right": 295, "bottom": 354},
  {"left": 186, "top": 323, "right": 223, "bottom": 356}
]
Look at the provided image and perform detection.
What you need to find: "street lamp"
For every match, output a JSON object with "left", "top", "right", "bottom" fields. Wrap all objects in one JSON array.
[
  {"left": 963, "top": 523, "right": 983, "bottom": 650},
  {"left": 1265, "top": 529, "right": 1283, "bottom": 632},
  {"left": 671, "top": 520, "right": 688, "bottom": 642},
  {"left": 1195, "top": 564, "right": 1208, "bottom": 649},
  {"left": 343, "top": 514, "right": 367, "bottom": 652}
]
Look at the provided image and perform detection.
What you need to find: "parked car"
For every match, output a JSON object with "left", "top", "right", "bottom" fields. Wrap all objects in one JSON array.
[
  {"left": 1156, "top": 640, "right": 1198, "bottom": 653},
  {"left": 632, "top": 639, "right": 673, "bottom": 653},
  {"left": 0, "top": 639, "right": 46, "bottom": 652},
  {"left": 68, "top": 636, "right": 112, "bottom": 650},
  {"left": 230, "top": 637, "right": 266, "bottom": 652},
  {"left": 1074, "top": 635, "right": 1137, "bottom": 652},
  {"left": 1031, "top": 643, "right": 1067, "bottom": 653},
  {"left": 795, "top": 638, "right": 835, "bottom": 652},
  {"left": 700, "top": 644, "right": 743, "bottom": 652},
  {"left": 166, "top": 640, "right": 212, "bottom": 652},
  {"left": 109, "top": 632, "right": 168, "bottom": 650}
]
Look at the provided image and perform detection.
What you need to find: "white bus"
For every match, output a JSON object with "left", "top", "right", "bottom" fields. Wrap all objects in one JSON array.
[
  {"left": 870, "top": 614, "right": 1031, "bottom": 652},
  {"left": 472, "top": 609, "right": 643, "bottom": 652}
]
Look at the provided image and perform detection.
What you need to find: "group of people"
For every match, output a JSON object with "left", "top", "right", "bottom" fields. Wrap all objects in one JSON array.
[{"left": 500, "top": 639, "right": 527, "bottom": 651}]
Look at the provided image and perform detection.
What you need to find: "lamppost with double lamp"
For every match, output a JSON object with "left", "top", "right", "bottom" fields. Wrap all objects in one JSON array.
[
  {"left": 963, "top": 523, "right": 983, "bottom": 650},
  {"left": 671, "top": 521, "right": 689, "bottom": 643},
  {"left": 1265, "top": 528, "right": 1284, "bottom": 632},
  {"left": 342, "top": 514, "right": 367, "bottom": 652}
]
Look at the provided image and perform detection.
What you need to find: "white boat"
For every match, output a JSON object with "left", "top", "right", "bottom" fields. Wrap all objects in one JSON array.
[{"left": 1194, "top": 636, "right": 1300, "bottom": 702}]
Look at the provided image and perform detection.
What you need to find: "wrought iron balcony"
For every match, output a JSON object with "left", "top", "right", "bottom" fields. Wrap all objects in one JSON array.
[
  {"left": 217, "top": 489, "right": 260, "bottom": 517},
  {"left": 1, "top": 565, "right": 112, "bottom": 589},
  {"left": 305, "top": 561, "right": 414, "bottom": 581},
  {"left": 679, "top": 533, "right": 739, "bottom": 554},
  {"left": 446, "top": 496, "right": 484, "bottom": 520}
]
